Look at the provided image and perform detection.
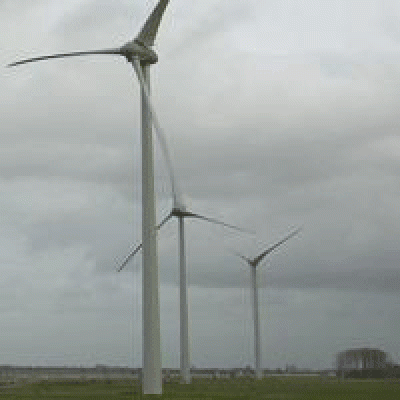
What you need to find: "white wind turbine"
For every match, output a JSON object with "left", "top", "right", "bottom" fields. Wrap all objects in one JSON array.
[
  {"left": 8, "top": 0, "right": 173, "bottom": 394},
  {"left": 117, "top": 195, "right": 252, "bottom": 384},
  {"left": 231, "top": 227, "right": 302, "bottom": 380}
]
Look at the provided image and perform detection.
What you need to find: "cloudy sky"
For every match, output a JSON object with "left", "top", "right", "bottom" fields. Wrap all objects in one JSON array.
[{"left": 1, "top": 0, "right": 399, "bottom": 369}]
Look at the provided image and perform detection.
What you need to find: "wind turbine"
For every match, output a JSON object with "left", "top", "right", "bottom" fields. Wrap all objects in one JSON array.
[
  {"left": 231, "top": 227, "right": 302, "bottom": 380},
  {"left": 117, "top": 196, "right": 251, "bottom": 384},
  {"left": 8, "top": 0, "right": 173, "bottom": 394}
]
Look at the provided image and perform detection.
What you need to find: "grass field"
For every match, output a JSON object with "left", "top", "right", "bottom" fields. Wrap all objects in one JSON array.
[{"left": 0, "top": 376, "right": 399, "bottom": 399}]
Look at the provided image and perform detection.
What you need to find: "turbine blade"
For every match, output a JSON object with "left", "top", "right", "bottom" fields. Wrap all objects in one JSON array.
[
  {"left": 116, "top": 212, "right": 173, "bottom": 272},
  {"left": 185, "top": 211, "right": 254, "bottom": 234},
  {"left": 135, "top": 0, "right": 170, "bottom": 47},
  {"left": 252, "top": 227, "right": 302, "bottom": 266},
  {"left": 156, "top": 211, "right": 173, "bottom": 230},
  {"left": 227, "top": 247, "right": 252, "bottom": 265},
  {"left": 116, "top": 243, "right": 143, "bottom": 272},
  {"left": 131, "top": 57, "right": 181, "bottom": 204},
  {"left": 7, "top": 48, "right": 122, "bottom": 67}
]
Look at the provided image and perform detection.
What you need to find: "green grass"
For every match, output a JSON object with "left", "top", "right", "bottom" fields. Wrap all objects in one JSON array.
[{"left": 0, "top": 377, "right": 398, "bottom": 399}]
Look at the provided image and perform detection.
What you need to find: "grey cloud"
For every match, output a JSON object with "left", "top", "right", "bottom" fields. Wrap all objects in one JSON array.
[
  {"left": 2, "top": 0, "right": 400, "bottom": 368},
  {"left": 380, "top": 14, "right": 400, "bottom": 44},
  {"left": 171, "top": 129, "right": 400, "bottom": 202},
  {"left": 0, "top": 0, "right": 46, "bottom": 13},
  {"left": 268, "top": 267, "right": 400, "bottom": 294},
  {"left": 167, "top": 0, "right": 257, "bottom": 57},
  {"left": 25, "top": 210, "right": 140, "bottom": 269},
  {"left": 0, "top": 142, "right": 136, "bottom": 187},
  {"left": 52, "top": 0, "right": 139, "bottom": 43}
]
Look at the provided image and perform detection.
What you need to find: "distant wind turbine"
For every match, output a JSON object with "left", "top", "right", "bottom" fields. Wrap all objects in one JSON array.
[
  {"left": 8, "top": 0, "right": 173, "bottom": 394},
  {"left": 230, "top": 227, "right": 302, "bottom": 380},
  {"left": 117, "top": 195, "right": 252, "bottom": 384}
]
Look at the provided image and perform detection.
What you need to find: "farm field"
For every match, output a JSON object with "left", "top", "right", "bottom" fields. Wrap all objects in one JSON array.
[{"left": 0, "top": 376, "right": 399, "bottom": 399}]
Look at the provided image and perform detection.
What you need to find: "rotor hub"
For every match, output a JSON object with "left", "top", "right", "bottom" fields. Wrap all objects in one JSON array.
[{"left": 121, "top": 40, "right": 158, "bottom": 65}]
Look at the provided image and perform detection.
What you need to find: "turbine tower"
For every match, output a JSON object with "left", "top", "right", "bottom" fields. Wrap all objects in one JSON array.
[
  {"left": 231, "top": 227, "right": 302, "bottom": 380},
  {"left": 8, "top": 0, "right": 172, "bottom": 394},
  {"left": 117, "top": 196, "right": 251, "bottom": 384}
]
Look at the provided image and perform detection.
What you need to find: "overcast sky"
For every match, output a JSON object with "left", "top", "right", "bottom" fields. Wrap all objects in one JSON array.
[{"left": 1, "top": 0, "right": 399, "bottom": 369}]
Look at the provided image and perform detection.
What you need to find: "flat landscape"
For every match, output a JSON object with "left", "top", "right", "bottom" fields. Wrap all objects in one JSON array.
[{"left": 0, "top": 377, "right": 399, "bottom": 399}]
